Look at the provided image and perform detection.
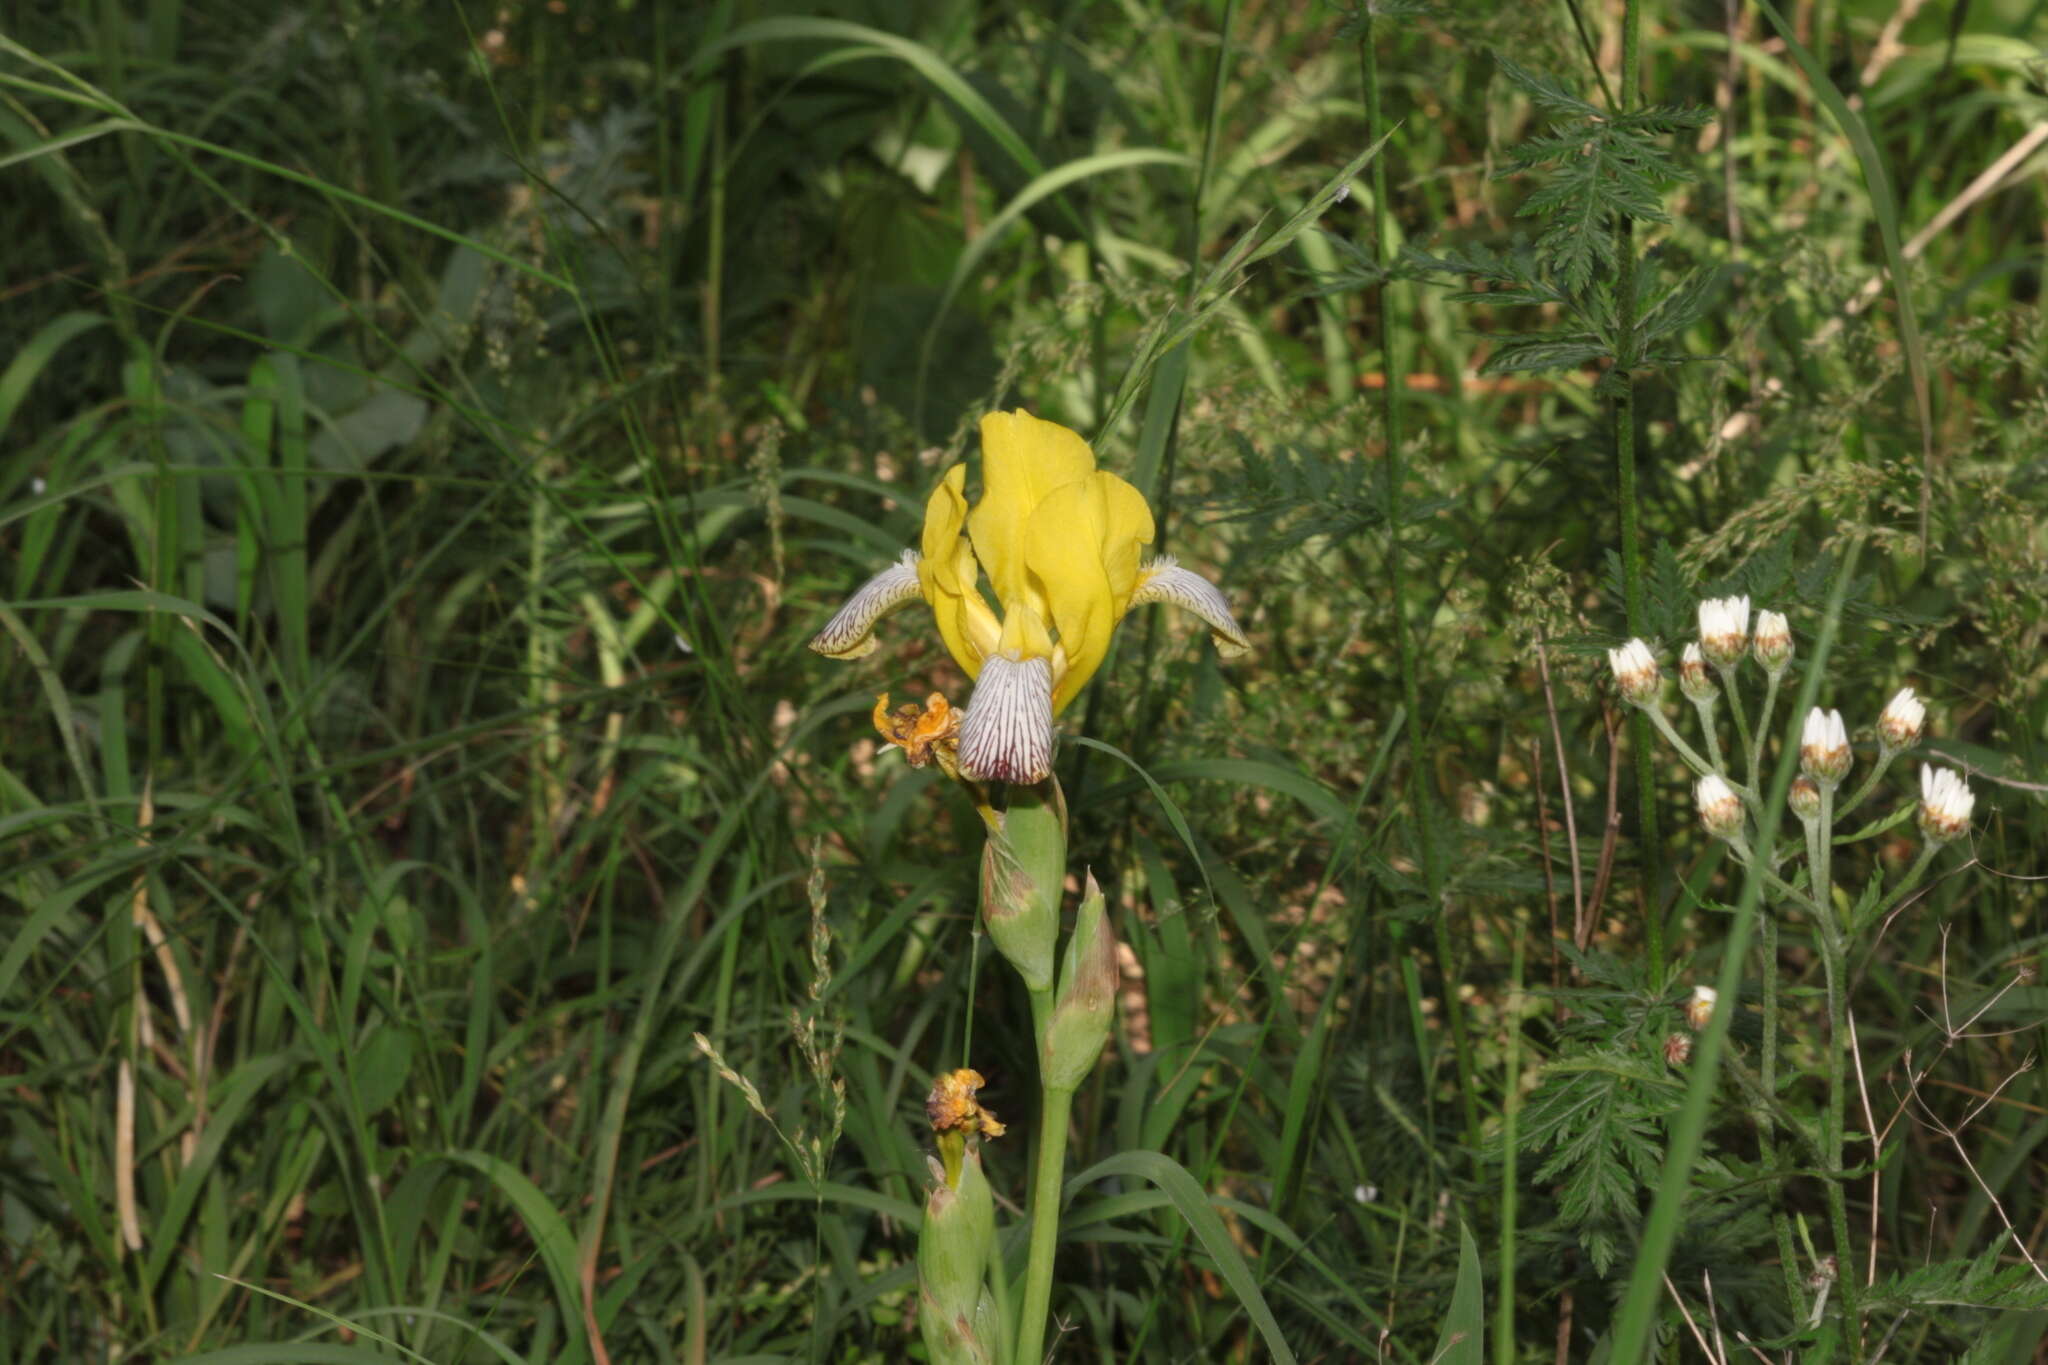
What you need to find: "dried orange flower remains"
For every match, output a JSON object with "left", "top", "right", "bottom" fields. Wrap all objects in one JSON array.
[
  {"left": 873, "top": 692, "right": 961, "bottom": 772},
  {"left": 925, "top": 1068, "right": 1006, "bottom": 1140}
]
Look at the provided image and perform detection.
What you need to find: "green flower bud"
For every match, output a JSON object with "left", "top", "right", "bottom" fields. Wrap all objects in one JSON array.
[
  {"left": 918, "top": 1146, "right": 995, "bottom": 1364},
  {"left": 1789, "top": 775, "right": 1822, "bottom": 822},
  {"left": 980, "top": 781, "right": 1066, "bottom": 992},
  {"left": 1041, "top": 873, "right": 1117, "bottom": 1093}
]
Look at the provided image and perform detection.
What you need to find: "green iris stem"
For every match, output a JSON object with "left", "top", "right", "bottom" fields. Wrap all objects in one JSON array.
[
  {"left": 1027, "top": 986, "right": 1054, "bottom": 1056},
  {"left": 1012, "top": 1085, "right": 1074, "bottom": 1365}
]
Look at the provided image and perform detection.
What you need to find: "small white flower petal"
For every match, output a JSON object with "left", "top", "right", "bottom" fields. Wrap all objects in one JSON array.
[
  {"left": 808, "top": 551, "right": 922, "bottom": 660},
  {"left": 1130, "top": 557, "right": 1250, "bottom": 657},
  {"left": 958, "top": 654, "right": 1055, "bottom": 784}
]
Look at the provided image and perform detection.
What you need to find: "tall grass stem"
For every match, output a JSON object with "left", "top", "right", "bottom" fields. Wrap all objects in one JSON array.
[{"left": 1360, "top": 1, "right": 1479, "bottom": 1154}]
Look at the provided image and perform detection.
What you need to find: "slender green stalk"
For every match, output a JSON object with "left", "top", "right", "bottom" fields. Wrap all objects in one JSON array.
[
  {"left": 1689, "top": 695, "right": 1725, "bottom": 773},
  {"left": 1639, "top": 704, "right": 1732, "bottom": 787},
  {"left": 1808, "top": 772, "right": 1862, "bottom": 1352},
  {"left": 963, "top": 928, "right": 984, "bottom": 1066},
  {"left": 1611, "top": 0, "right": 1665, "bottom": 985},
  {"left": 703, "top": 77, "right": 727, "bottom": 392},
  {"left": 1817, "top": 931, "right": 1863, "bottom": 1351},
  {"left": 1750, "top": 670, "right": 1783, "bottom": 787},
  {"left": 1494, "top": 929, "right": 1524, "bottom": 1365},
  {"left": 1361, "top": 2, "right": 1478, "bottom": 1151},
  {"left": 1718, "top": 668, "right": 1755, "bottom": 781},
  {"left": 1013, "top": 1085, "right": 1075, "bottom": 1365},
  {"left": 1865, "top": 844, "right": 1938, "bottom": 926},
  {"left": 1726, "top": 837, "right": 1820, "bottom": 912},
  {"left": 1758, "top": 911, "right": 1807, "bottom": 1318},
  {"left": 1835, "top": 749, "right": 1898, "bottom": 820}
]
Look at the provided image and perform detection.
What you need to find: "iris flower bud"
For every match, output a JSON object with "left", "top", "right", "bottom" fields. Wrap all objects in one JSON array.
[
  {"left": 980, "top": 784, "right": 1065, "bottom": 992},
  {"left": 918, "top": 1146, "right": 997, "bottom": 1365},
  {"left": 1041, "top": 874, "right": 1117, "bottom": 1093}
]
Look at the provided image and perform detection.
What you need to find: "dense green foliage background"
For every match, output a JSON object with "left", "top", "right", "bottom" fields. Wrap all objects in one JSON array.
[{"left": 3, "top": 0, "right": 2045, "bottom": 1360}]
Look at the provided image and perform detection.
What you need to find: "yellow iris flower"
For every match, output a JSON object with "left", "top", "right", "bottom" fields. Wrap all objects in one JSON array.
[{"left": 812, "top": 410, "right": 1248, "bottom": 783}]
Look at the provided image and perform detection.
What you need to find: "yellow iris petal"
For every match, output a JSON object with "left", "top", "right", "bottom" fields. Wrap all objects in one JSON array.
[
  {"left": 970, "top": 409, "right": 1097, "bottom": 615},
  {"left": 1024, "top": 470, "right": 1156, "bottom": 712},
  {"left": 918, "top": 464, "right": 1000, "bottom": 676},
  {"left": 996, "top": 601, "right": 1055, "bottom": 661}
]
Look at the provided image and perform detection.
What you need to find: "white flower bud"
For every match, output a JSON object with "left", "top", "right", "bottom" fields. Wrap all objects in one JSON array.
[
  {"left": 1607, "top": 638, "right": 1660, "bottom": 706},
  {"left": 1789, "top": 775, "right": 1822, "bottom": 822},
  {"left": 1799, "top": 708, "right": 1852, "bottom": 786},
  {"left": 1878, "top": 687, "right": 1925, "bottom": 751},
  {"left": 1695, "top": 774, "right": 1743, "bottom": 839},
  {"left": 1686, "top": 985, "right": 1717, "bottom": 1031},
  {"left": 1679, "top": 643, "right": 1716, "bottom": 702},
  {"left": 1698, "top": 595, "right": 1751, "bottom": 668},
  {"left": 1917, "top": 764, "right": 1974, "bottom": 843},
  {"left": 1752, "top": 609, "right": 1792, "bottom": 672}
]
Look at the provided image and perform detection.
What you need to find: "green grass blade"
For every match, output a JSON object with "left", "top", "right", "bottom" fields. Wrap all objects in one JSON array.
[
  {"left": 1752, "top": 0, "right": 1937, "bottom": 547},
  {"left": 1067, "top": 1149, "right": 1298, "bottom": 1365},
  {"left": 1434, "top": 1221, "right": 1485, "bottom": 1365}
]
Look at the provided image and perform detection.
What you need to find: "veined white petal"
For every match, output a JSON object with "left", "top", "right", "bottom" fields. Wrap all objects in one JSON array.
[
  {"left": 957, "top": 654, "right": 1054, "bottom": 784},
  {"left": 809, "top": 551, "right": 922, "bottom": 660},
  {"left": 1131, "top": 557, "right": 1250, "bottom": 657}
]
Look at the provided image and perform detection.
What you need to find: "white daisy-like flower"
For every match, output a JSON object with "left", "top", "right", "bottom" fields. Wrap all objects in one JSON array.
[
  {"left": 1694, "top": 774, "right": 1742, "bottom": 839},
  {"left": 1698, "top": 595, "right": 1751, "bottom": 668},
  {"left": 1607, "top": 638, "right": 1660, "bottom": 706},
  {"left": 1878, "top": 687, "right": 1926, "bottom": 751},
  {"left": 1752, "top": 609, "right": 1792, "bottom": 671},
  {"left": 1917, "top": 764, "right": 1974, "bottom": 843},
  {"left": 1678, "top": 643, "right": 1715, "bottom": 701},
  {"left": 1799, "top": 707, "right": 1852, "bottom": 786}
]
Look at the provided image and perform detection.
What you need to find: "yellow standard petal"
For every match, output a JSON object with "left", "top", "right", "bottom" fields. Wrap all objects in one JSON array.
[
  {"left": 1025, "top": 470, "right": 1156, "bottom": 712},
  {"left": 917, "top": 464, "right": 1000, "bottom": 676},
  {"left": 969, "top": 410, "right": 1096, "bottom": 616}
]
